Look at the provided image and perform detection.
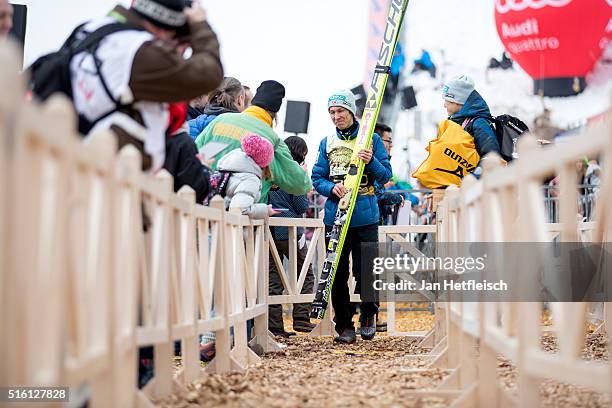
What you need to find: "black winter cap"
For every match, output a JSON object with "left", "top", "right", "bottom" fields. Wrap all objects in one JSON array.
[
  {"left": 132, "top": 0, "right": 188, "bottom": 31},
  {"left": 251, "top": 80, "right": 286, "bottom": 113}
]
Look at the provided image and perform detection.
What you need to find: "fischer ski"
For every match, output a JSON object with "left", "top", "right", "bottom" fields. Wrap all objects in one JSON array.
[{"left": 311, "top": 0, "right": 409, "bottom": 319}]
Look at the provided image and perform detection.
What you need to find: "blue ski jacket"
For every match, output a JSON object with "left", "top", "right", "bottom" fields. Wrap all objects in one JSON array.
[
  {"left": 268, "top": 188, "right": 309, "bottom": 241},
  {"left": 312, "top": 123, "right": 392, "bottom": 227},
  {"left": 414, "top": 50, "right": 434, "bottom": 70},
  {"left": 449, "top": 90, "right": 500, "bottom": 163}
]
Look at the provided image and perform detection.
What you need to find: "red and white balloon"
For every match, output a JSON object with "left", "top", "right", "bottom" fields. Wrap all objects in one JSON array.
[{"left": 494, "top": 0, "right": 612, "bottom": 79}]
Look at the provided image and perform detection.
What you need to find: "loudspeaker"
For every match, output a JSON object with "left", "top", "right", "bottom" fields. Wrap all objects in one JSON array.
[
  {"left": 284, "top": 100, "right": 310, "bottom": 134},
  {"left": 401, "top": 86, "right": 418, "bottom": 110},
  {"left": 9, "top": 4, "right": 27, "bottom": 67}
]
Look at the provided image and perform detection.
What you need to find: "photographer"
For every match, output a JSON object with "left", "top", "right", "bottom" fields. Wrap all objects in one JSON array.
[{"left": 50, "top": 0, "right": 223, "bottom": 170}]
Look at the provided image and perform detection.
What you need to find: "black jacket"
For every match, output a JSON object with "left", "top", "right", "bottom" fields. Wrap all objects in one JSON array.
[
  {"left": 163, "top": 131, "right": 210, "bottom": 203},
  {"left": 187, "top": 105, "right": 205, "bottom": 121}
]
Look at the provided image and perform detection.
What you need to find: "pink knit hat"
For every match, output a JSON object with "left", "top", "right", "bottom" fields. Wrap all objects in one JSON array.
[{"left": 241, "top": 133, "right": 274, "bottom": 168}]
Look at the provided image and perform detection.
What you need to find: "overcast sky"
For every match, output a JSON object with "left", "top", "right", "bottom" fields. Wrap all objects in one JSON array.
[
  {"left": 15, "top": 0, "right": 370, "bottom": 164},
  {"left": 14, "top": 1, "right": 507, "bottom": 168}
]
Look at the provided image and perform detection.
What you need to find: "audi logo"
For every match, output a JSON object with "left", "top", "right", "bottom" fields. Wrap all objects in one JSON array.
[{"left": 495, "top": 0, "right": 573, "bottom": 14}]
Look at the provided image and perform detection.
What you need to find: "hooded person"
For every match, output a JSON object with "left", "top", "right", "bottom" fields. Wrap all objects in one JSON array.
[
  {"left": 187, "top": 95, "right": 208, "bottom": 121},
  {"left": 163, "top": 101, "right": 213, "bottom": 203},
  {"left": 53, "top": 0, "right": 223, "bottom": 171},
  {"left": 311, "top": 89, "right": 392, "bottom": 344},
  {"left": 195, "top": 80, "right": 311, "bottom": 200},
  {"left": 188, "top": 77, "right": 248, "bottom": 139},
  {"left": 442, "top": 75, "right": 500, "bottom": 172},
  {"left": 216, "top": 134, "right": 276, "bottom": 219}
]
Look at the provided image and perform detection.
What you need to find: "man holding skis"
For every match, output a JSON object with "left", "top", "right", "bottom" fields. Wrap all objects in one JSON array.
[{"left": 311, "top": 90, "right": 392, "bottom": 344}]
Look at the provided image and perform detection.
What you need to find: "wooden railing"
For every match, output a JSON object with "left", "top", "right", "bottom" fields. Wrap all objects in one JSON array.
[
  {"left": 430, "top": 109, "right": 612, "bottom": 407},
  {"left": 267, "top": 218, "right": 325, "bottom": 306},
  {"left": 0, "top": 43, "right": 277, "bottom": 406},
  {"left": 379, "top": 224, "right": 437, "bottom": 336},
  {"left": 265, "top": 217, "right": 338, "bottom": 335}
]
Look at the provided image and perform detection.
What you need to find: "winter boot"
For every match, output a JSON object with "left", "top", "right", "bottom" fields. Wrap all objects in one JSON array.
[
  {"left": 334, "top": 328, "right": 356, "bottom": 344},
  {"left": 270, "top": 328, "right": 296, "bottom": 338},
  {"left": 293, "top": 318, "right": 316, "bottom": 333},
  {"left": 360, "top": 314, "right": 376, "bottom": 340}
]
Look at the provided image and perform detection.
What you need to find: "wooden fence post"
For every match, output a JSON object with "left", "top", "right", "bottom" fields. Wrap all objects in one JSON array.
[
  {"left": 477, "top": 155, "right": 504, "bottom": 407},
  {"left": 515, "top": 135, "right": 544, "bottom": 407},
  {"left": 177, "top": 186, "right": 200, "bottom": 384},
  {"left": 151, "top": 170, "right": 174, "bottom": 400},
  {"left": 0, "top": 41, "right": 23, "bottom": 388},
  {"left": 112, "top": 145, "right": 142, "bottom": 407},
  {"left": 251, "top": 221, "right": 283, "bottom": 352},
  {"left": 80, "top": 129, "right": 117, "bottom": 408},
  {"left": 206, "top": 196, "right": 231, "bottom": 374}
]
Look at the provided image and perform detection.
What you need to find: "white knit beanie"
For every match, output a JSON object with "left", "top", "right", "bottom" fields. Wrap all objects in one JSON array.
[
  {"left": 328, "top": 90, "right": 357, "bottom": 116},
  {"left": 442, "top": 75, "right": 475, "bottom": 105}
]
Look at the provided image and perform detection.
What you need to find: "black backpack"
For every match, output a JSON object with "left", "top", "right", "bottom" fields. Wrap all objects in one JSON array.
[
  {"left": 203, "top": 170, "right": 233, "bottom": 205},
  {"left": 466, "top": 114, "right": 530, "bottom": 162},
  {"left": 27, "top": 22, "right": 140, "bottom": 134},
  {"left": 493, "top": 114, "right": 529, "bottom": 162}
]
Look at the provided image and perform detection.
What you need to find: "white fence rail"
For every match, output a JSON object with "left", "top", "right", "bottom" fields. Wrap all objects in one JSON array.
[
  {"left": 433, "top": 110, "right": 612, "bottom": 407},
  {"left": 0, "top": 43, "right": 273, "bottom": 406}
]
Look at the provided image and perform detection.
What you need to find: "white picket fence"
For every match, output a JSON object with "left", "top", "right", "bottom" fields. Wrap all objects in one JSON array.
[
  {"left": 0, "top": 43, "right": 279, "bottom": 407},
  {"left": 428, "top": 109, "right": 612, "bottom": 406}
]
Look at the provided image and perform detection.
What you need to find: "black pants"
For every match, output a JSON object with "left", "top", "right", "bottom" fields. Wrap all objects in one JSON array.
[
  {"left": 325, "top": 223, "right": 379, "bottom": 333},
  {"left": 269, "top": 240, "right": 315, "bottom": 330}
]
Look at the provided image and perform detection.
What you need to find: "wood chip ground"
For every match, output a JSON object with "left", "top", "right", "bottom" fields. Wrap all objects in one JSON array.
[{"left": 160, "top": 308, "right": 609, "bottom": 407}]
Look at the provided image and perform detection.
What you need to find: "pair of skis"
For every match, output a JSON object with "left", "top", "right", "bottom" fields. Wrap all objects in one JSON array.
[{"left": 311, "top": 0, "right": 410, "bottom": 319}]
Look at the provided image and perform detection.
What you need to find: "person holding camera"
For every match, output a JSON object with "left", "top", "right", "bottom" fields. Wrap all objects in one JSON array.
[{"left": 53, "top": 0, "right": 224, "bottom": 171}]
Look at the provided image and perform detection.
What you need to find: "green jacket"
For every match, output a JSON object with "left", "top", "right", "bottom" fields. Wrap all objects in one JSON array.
[{"left": 194, "top": 109, "right": 312, "bottom": 201}]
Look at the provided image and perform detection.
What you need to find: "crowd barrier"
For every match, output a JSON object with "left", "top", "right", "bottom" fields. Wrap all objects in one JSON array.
[
  {"left": 265, "top": 217, "right": 337, "bottom": 336},
  {"left": 427, "top": 108, "right": 611, "bottom": 407},
  {"left": 379, "top": 224, "right": 437, "bottom": 337},
  {"left": 0, "top": 43, "right": 278, "bottom": 407}
]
